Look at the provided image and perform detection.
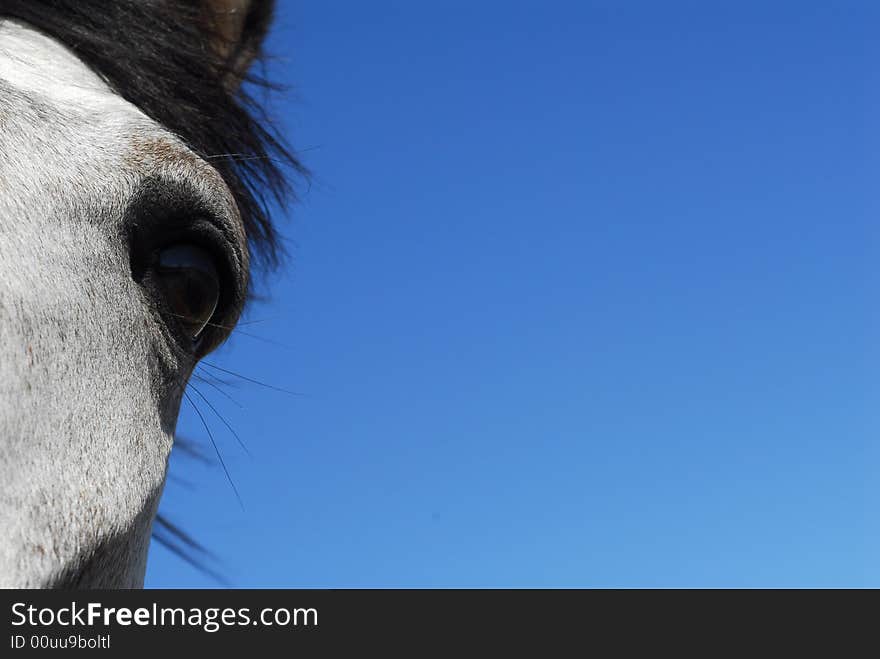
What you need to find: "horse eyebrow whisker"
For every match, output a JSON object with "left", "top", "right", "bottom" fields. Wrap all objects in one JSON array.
[
  {"left": 236, "top": 317, "right": 276, "bottom": 326},
  {"left": 200, "top": 360, "right": 306, "bottom": 397},
  {"left": 191, "top": 373, "right": 244, "bottom": 408},
  {"left": 201, "top": 153, "right": 293, "bottom": 166},
  {"left": 187, "top": 382, "right": 252, "bottom": 458},
  {"left": 222, "top": 327, "right": 294, "bottom": 350},
  {"left": 202, "top": 143, "right": 321, "bottom": 162},
  {"left": 183, "top": 390, "right": 244, "bottom": 510}
]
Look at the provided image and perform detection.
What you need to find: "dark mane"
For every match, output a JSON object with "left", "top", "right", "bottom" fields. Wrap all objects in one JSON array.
[{"left": 0, "top": 0, "right": 303, "bottom": 271}]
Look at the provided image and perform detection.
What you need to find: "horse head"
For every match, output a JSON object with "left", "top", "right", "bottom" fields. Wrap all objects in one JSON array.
[{"left": 0, "top": 0, "right": 296, "bottom": 587}]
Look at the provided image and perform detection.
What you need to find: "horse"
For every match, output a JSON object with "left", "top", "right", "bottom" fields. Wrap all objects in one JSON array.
[{"left": 0, "top": 0, "right": 300, "bottom": 587}]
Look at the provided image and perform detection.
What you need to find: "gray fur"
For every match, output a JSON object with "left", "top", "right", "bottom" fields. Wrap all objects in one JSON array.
[{"left": 0, "top": 20, "right": 247, "bottom": 587}]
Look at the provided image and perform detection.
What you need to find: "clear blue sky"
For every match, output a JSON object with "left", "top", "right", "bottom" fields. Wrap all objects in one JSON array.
[{"left": 146, "top": 1, "right": 879, "bottom": 587}]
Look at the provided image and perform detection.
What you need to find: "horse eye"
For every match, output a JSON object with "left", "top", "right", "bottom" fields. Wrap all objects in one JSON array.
[{"left": 155, "top": 244, "right": 220, "bottom": 341}]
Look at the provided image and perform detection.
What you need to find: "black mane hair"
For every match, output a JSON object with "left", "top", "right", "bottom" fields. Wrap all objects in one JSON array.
[{"left": 0, "top": 0, "right": 304, "bottom": 271}]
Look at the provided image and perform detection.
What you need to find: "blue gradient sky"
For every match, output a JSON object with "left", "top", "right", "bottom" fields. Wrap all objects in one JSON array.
[{"left": 146, "top": 1, "right": 879, "bottom": 587}]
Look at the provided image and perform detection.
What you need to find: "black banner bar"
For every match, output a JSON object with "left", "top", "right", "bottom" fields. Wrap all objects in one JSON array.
[{"left": 0, "top": 589, "right": 873, "bottom": 652}]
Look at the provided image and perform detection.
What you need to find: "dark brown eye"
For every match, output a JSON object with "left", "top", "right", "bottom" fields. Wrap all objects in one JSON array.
[{"left": 156, "top": 244, "right": 220, "bottom": 341}]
